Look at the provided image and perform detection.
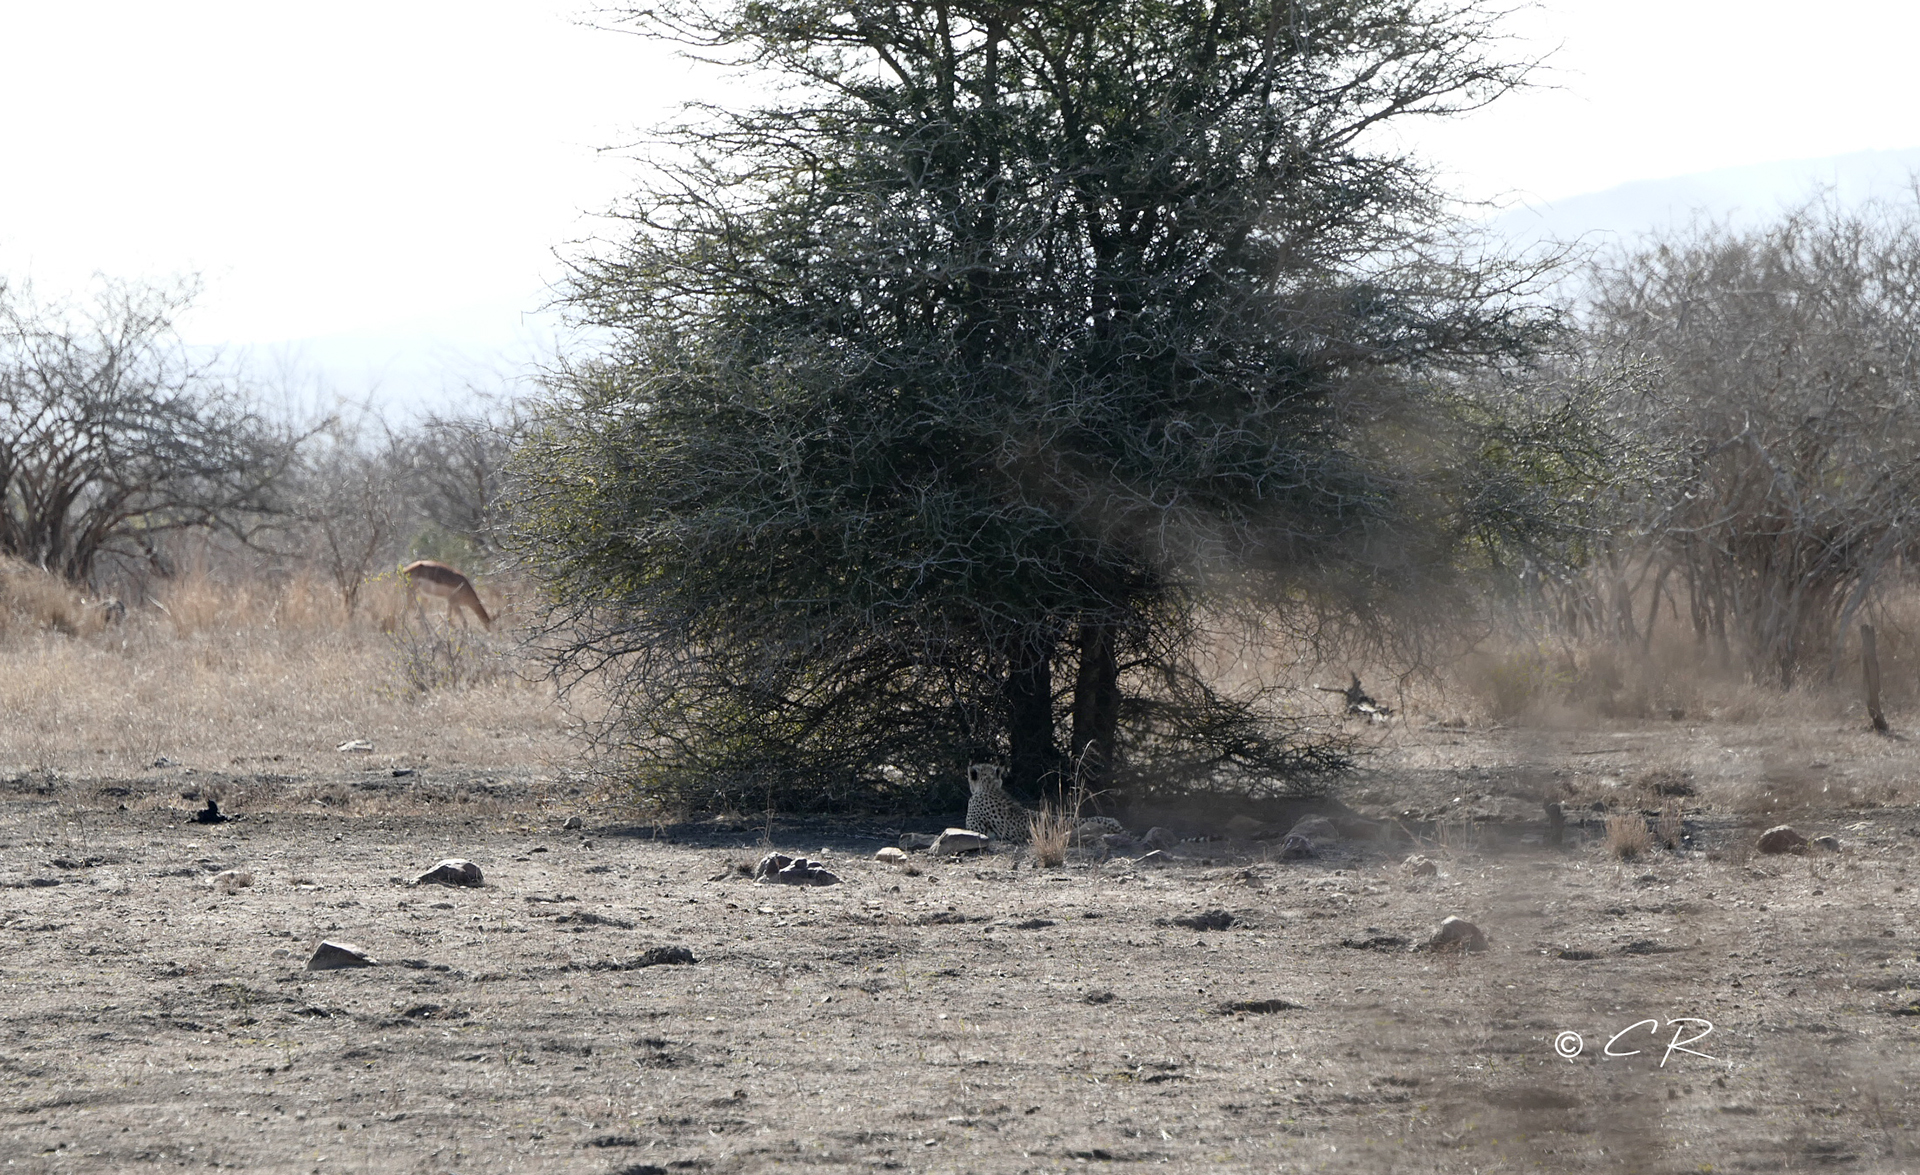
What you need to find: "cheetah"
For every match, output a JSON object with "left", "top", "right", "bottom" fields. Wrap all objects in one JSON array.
[{"left": 965, "top": 763, "right": 1126, "bottom": 843}]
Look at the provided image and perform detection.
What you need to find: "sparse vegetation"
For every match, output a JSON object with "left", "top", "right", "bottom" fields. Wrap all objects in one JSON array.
[{"left": 1604, "top": 813, "right": 1653, "bottom": 860}]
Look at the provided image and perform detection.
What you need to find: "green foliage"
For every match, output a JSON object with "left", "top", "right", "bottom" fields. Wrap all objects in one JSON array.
[{"left": 514, "top": 0, "right": 1560, "bottom": 811}]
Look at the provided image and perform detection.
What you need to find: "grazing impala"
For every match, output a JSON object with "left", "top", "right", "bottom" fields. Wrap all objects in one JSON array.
[{"left": 402, "top": 560, "right": 492, "bottom": 628}]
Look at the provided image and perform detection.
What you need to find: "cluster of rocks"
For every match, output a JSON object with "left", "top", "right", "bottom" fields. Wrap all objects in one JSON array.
[{"left": 752, "top": 852, "right": 842, "bottom": 886}]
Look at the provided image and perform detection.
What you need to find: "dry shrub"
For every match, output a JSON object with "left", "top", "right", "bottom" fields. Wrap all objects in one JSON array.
[
  {"left": 1604, "top": 814, "right": 1653, "bottom": 860},
  {"left": 1028, "top": 804, "right": 1072, "bottom": 868},
  {"left": 0, "top": 558, "right": 107, "bottom": 637}
]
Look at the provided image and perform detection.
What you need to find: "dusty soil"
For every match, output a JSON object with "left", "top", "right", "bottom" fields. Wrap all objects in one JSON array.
[{"left": 3, "top": 718, "right": 1919, "bottom": 1174}]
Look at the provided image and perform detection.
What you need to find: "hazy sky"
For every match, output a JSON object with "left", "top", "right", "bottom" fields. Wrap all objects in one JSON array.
[{"left": 2, "top": 0, "right": 1916, "bottom": 352}]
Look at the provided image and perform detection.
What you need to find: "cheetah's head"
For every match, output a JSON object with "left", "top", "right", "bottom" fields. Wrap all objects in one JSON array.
[{"left": 966, "top": 763, "right": 1005, "bottom": 794}]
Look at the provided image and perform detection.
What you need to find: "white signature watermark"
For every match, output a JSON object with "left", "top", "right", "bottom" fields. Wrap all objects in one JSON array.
[{"left": 1553, "top": 1018, "right": 1715, "bottom": 1065}]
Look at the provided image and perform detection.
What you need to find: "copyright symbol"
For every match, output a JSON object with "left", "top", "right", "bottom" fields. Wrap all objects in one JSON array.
[{"left": 1554, "top": 1031, "right": 1584, "bottom": 1060}]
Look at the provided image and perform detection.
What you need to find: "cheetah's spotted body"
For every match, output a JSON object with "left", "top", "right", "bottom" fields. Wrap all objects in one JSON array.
[{"left": 965, "top": 764, "right": 1126, "bottom": 843}]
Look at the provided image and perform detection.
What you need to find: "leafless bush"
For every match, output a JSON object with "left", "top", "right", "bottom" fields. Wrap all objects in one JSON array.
[
  {"left": 0, "top": 279, "right": 301, "bottom": 584},
  {"left": 1580, "top": 196, "right": 1920, "bottom": 686}
]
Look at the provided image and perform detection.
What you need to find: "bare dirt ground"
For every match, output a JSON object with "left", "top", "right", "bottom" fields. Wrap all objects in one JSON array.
[{"left": 3, "top": 711, "right": 1919, "bottom": 1174}]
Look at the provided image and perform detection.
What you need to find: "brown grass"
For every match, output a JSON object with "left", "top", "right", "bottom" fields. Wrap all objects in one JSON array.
[
  {"left": 1028, "top": 803, "right": 1072, "bottom": 867},
  {"left": 1604, "top": 813, "right": 1653, "bottom": 860},
  {"left": 0, "top": 569, "right": 572, "bottom": 778}
]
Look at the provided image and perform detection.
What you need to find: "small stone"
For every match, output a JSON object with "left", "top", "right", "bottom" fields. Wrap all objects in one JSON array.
[
  {"left": 874, "top": 847, "right": 909, "bottom": 865},
  {"left": 1812, "top": 834, "right": 1841, "bottom": 853},
  {"left": 564, "top": 816, "right": 584, "bottom": 830},
  {"left": 897, "top": 833, "right": 939, "bottom": 852},
  {"left": 1278, "top": 834, "right": 1314, "bottom": 860},
  {"left": 208, "top": 869, "right": 254, "bottom": 894},
  {"left": 1757, "top": 825, "right": 1809, "bottom": 855},
  {"left": 930, "top": 829, "right": 990, "bottom": 856},
  {"left": 336, "top": 739, "right": 374, "bottom": 754},
  {"left": 1427, "top": 916, "right": 1488, "bottom": 953},
  {"left": 1401, "top": 854, "right": 1438, "bottom": 877},
  {"left": 1287, "top": 815, "right": 1339, "bottom": 842},
  {"left": 307, "top": 940, "right": 375, "bottom": 970},
  {"left": 413, "top": 859, "right": 484, "bottom": 887}
]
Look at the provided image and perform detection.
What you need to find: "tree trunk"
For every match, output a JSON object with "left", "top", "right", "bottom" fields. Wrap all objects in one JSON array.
[
  {"left": 1862, "top": 623, "right": 1889, "bottom": 734},
  {"left": 1004, "top": 631, "right": 1058, "bottom": 796},
  {"left": 1069, "top": 619, "right": 1121, "bottom": 800}
]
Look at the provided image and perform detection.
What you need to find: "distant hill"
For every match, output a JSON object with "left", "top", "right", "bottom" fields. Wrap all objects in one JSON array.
[{"left": 1484, "top": 146, "right": 1920, "bottom": 259}]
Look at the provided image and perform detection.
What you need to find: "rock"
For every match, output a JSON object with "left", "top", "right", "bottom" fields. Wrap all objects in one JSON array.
[
  {"left": 1223, "top": 814, "right": 1271, "bottom": 838},
  {"left": 1427, "top": 916, "right": 1487, "bottom": 953},
  {"left": 307, "top": 940, "right": 376, "bottom": 970},
  {"left": 563, "top": 816, "right": 584, "bottom": 830},
  {"left": 413, "top": 859, "right": 484, "bottom": 887},
  {"left": 190, "top": 798, "right": 230, "bottom": 825},
  {"left": 874, "top": 847, "right": 909, "bottom": 865},
  {"left": 930, "top": 829, "right": 990, "bottom": 856},
  {"left": 897, "top": 832, "right": 939, "bottom": 852},
  {"left": 1813, "top": 834, "right": 1842, "bottom": 852},
  {"left": 1401, "top": 854, "right": 1438, "bottom": 877},
  {"left": 336, "top": 739, "right": 375, "bottom": 753},
  {"left": 632, "top": 945, "right": 697, "bottom": 967},
  {"left": 1278, "top": 834, "right": 1314, "bottom": 860},
  {"left": 1287, "top": 815, "right": 1339, "bottom": 842},
  {"left": 1168, "top": 909, "right": 1236, "bottom": 931},
  {"left": 1141, "top": 827, "right": 1179, "bottom": 852},
  {"left": 752, "top": 852, "right": 841, "bottom": 885},
  {"left": 1220, "top": 997, "right": 1300, "bottom": 1014},
  {"left": 1757, "top": 825, "right": 1809, "bottom": 855},
  {"left": 208, "top": 869, "right": 253, "bottom": 894}
]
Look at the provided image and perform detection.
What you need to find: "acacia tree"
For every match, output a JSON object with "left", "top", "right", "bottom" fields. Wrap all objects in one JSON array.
[
  {"left": 514, "top": 0, "right": 1555, "bottom": 811},
  {"left": 0, "top": 280, "right": 300, "bottom": 584}
]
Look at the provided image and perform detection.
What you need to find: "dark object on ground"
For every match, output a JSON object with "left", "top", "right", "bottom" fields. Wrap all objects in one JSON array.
[
  {"left": 307, "top": 941, "right": 375, "bottom": 970},
  {"left": 413, "top": 859, "right": 484, "bottom": 887},
  {"left": 753, "top": 853, "right": 841, "bottom": 885},
  {"left": 1545, "top": 800, "right": 1564, "bottom": 847},
  {"left": 1757, "top": 825, "right": 1809, "bottom": 855},
  {"left": 1221, "top": 998, "right": 1300, "bottom": 1014},
  {"left": 190, "top": 798, "right": 229, "bottom": 825},
  {"left": 1427, "top": 916, "right": 1488, "bottom": 953},
  {"left": 1315, "top": 673, "right": 1390, "bottom": 720},
  {"left": 1167, "top": 909, "right": 1236, "bottom": 931},
  {"left": 1278, "top": 834, "right": 1314, "bottom": 860},
  {"left": 1084, "top": 990, "right": 1117, "bottom": 1005},
  {"left": 1340, "top": 935, "right": 1409, "bottom": 951}
]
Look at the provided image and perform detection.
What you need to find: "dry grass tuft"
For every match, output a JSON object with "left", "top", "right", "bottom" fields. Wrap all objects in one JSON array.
[
  {"left": 1604, "top": 813, "right": 1653, "bottom": 860},
  {"left": 1028, "top": 804, "right": 1072, "bottom": 867}
]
